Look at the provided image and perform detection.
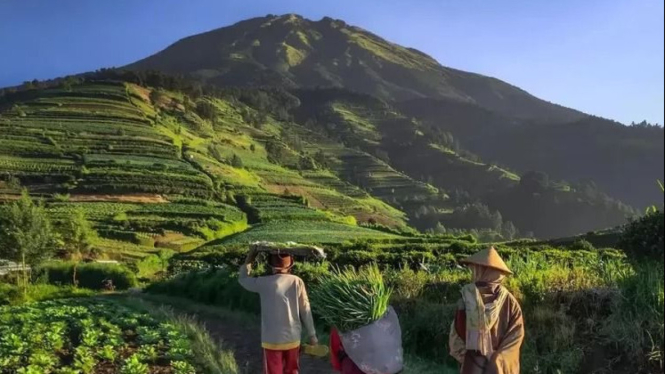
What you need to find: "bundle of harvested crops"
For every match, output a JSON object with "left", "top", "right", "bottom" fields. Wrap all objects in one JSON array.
[
  {"left": 310, "top": 265, "right": 392, "bottom": 332},
  {"left": 250, "top": 241, "right": 326, "bottom": 260}
]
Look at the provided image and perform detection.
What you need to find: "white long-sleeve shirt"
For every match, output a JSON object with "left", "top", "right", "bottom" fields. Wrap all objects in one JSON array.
[{"left": 239, "top": 264, "right": 316, "bottom": 350}]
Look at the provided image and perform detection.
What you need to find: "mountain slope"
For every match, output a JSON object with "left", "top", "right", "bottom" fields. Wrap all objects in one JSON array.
[
  {"left": 126, "top": 14, "right": 585, "bottom": 123},
  {"left": 288, "top": 87, "right": 634, "bottom": 238},
  {"left": 1, "top": 76, "right": 634, "bottom": 239},
  {"left": 398, "top": 99, "right": 665, "bottom": 209}
]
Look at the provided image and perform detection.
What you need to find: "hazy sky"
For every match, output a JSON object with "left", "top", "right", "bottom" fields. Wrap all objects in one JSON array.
[{"left": 1, "top": 0, "right": 663, "bottom": 125}]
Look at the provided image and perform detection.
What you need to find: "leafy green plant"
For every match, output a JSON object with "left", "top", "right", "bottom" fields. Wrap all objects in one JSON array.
[
  {"left": 0, "top": 298, "right": 210, "bottom": 373},
  {"left": 97, "top": 345, "right": 117, "bottom": 361},
  {"left": 310, "top": 265, "right": 392, "bottom": 332},
  {"left": 171, "top": 360, "right": 197, "bottom": 374},
  {"left": 136, "top": 344, "right": 158, "bottom": 362},
  {"left": 73, "top": 346, "right": 96, "bottom": 373},
  {"left": 120, "top": 354, "right": 148, "bottom": 374},
  {"left": 28, "top": 350, "right": 59, "bottom": 369},
  {"left": 17, "top": 365, "right": 45, "bottom": 374}
]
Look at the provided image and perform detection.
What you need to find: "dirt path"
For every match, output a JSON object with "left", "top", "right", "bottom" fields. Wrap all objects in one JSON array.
[
  {"left": 138, "top": 294, "right": 334, "bottom": 374},
  {"left": 198, "top": 313, "right": 334, "bottom": 373}
]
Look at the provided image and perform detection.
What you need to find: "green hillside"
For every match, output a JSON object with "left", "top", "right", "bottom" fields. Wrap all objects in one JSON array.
[
  {"left": 398, "top": 98, "right": 665, "bottom": 210},
  {"left": 0, "top": 81, "right": 414, "bottom": 259},
  {"left": 1, "top": 77, "right": 635, "bottom": 244}
]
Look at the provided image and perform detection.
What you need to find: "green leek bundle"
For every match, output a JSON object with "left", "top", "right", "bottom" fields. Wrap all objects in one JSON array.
[{"left": 310, "top": 265, "right": 392, "bottom": 333}]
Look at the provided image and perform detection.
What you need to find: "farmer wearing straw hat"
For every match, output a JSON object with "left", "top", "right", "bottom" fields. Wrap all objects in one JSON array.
[
  {"left": 239, "top": 248, "right": 318, "bottom": 374},
  {"left": 449, "top": 247, "right": 524, "bottom": 374}
]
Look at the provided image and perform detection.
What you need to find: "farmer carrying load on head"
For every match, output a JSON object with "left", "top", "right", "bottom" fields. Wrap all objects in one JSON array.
[
  {"left": 239, "top": 246, "right": 318, "bottom": 374},
  {"left": 449, "top": 246, "right": 524, "bottom": 374}
]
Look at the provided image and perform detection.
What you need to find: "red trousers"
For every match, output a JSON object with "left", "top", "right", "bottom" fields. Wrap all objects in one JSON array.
[{"left": 263, "top": 348, "right": 300, "bottom": 374}]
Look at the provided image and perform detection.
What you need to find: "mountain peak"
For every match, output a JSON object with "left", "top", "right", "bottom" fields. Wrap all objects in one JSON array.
[{"left": 126, "top": 15, "right": 584, "bottom": 122}]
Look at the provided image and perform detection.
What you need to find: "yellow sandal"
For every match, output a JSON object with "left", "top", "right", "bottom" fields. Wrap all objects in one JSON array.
[{"left": 302, "top": 344, "right": 329, "bottom": 357}]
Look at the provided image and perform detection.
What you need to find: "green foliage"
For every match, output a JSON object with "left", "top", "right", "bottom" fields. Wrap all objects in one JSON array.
[
  {"left": 601, "top": 261, "right": 664, "bottom": 370},
  {"left": 220, "top": 221, "right": 400, "bottom": 245},
  {"left": 619, "top": 212, "right": 664, "bottom": 262},
  {"left": 36, "top": 261, "right": 138, "bottom": 290},
  {"left": 58, "top": 208, "right": 99, "bottom": 286},
  {"left": 569, "top": 238, "right": 595, "bottom": 252},
  {"left": 0, "top": 283, "right": 95, "bottom": 306},
  {"left": 230, "top": 154, "right": 244, "bottom": 168},
  {"left": 0, "top": 298, "right": 212, "bottom": 373},
  {"left": 0, "top": 190, "right": 57, "bottom": 267},
  {"left": 149, "top": 240, "right": 658, "bottom": 373},
  {"left": 0, "top": 190, "right": 58, "bottom": 293},
  {"left": 121, "top": 354, "right": 148, "bottom": 374},
  {"left": 145, "top": 269, "right": 261, "bottom": 315},
  {"left": 172, "top": 360, "right": 197, "bottom": 374},
  {"left": 310, "top": 265, "right": 392, "bottom": 332}
]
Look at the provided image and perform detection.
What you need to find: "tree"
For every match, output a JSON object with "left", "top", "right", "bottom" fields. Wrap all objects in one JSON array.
[
  {"left": 59, "top": 208, "right": 98, "bottom": 287},
  {"left": 231, "top": 154, "right": 244, "bottom": 168},
  {"left": 433, "top": 222, "right": 446, "bottom": 234},
  {"left": 298, "top": 155, "right": 317, "bottom": 171},
  {"left": 149, "top": 89, "right": 166, "bottom": 106},
  {"left": 501, "top": 221, "right": 518, "bottom": 240},
  {"left": 0, "top": 190, "right": 57, "bottom": 293},
  {"left": 313, "top": 150, "right": 328, "bottom": 169},
  {"left": 157, "top": 249, "right": 172, "bottom": 278},
  {"left": 520, "top": 171, "right": 550, "bottom": 194}
]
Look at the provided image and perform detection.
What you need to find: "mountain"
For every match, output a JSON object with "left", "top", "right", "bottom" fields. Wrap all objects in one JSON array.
[
  {"left": 127, "top": 14, "right": 585, "bottom": 123},
  {"left": 124, "top": 14, "right": 663, "bottom": 209},
  {"left": 2, "top": 13, "right": 657, "bottom": 239}
]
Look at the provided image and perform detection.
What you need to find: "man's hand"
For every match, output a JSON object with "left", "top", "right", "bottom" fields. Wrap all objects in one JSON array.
[
  {"left": 245, "top": 247, "right": 259, "bottom": 264},
  {"left": 308, "top": 336, "right": 318, "bottom": 346}
]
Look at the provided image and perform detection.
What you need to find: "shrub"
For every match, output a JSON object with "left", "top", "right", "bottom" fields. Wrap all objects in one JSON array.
[
  {"left": 569, "top": 239, "right": 596, "bottom": 252},
  {"left": 394, "top": 299, "right": 458, "bottom": 366},
  {"left": 601, "top": 262, "right": 664, "bottom": 371},
  {"left": 618, "top": 212, "right": 664, "bottom": 262},
  {"left": 36, "top": 262, "right": 138, "bottom": 290},
  {"left": 145, "top": 269, "right": 260, "bottom": 315},
  {"left": 0, "top": 283, "right": 95, "bottom": 306}
]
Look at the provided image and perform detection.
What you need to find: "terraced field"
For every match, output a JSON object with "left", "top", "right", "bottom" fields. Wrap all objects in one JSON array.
[
  {"left": 0, "top": 83, "right": 214, "bottom": 198},
  {"left": 1, "top": 82, "right": 413, "bottom": 263},
  {"left": 219, "top": 220, "right": 401, "bottom": 244}
]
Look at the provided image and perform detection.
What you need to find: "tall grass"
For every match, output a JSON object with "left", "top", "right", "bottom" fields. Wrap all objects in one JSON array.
[
  {"left": 146, "top": 251, "right": 662, "bottom": 373},
  {"left": 602, "top": 261, "right": 664, "bottom": 371},
  {"left": 116, "top": 296, "right": 241, "bottom": 374},
  {"left": 0, "top": 283, "right": 95, "bottom": 305},
  {"left": 36, "top": 261, "right": 138, "bottom": 290}
]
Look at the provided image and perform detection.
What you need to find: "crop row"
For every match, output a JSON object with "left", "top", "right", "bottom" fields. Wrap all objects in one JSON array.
[
  {"left": 218, "top": 220, "right": 401, "bottom": 245},
  {"left": 2, "top": 118, "right": 165, "bottom": 139},
  {"left": 0, "top": 298, "right": 201, "bottom": 373},
  {"left": 0, "top": 157, "right": 78, "bottom": 173}
]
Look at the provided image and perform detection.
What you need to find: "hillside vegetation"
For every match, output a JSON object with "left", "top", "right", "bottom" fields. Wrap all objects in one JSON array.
[
  {"left": 124, "top": 13, "right": 663, "bottom": 212},
  {"left": 1, "top": 12, "right": 663, "bottom": 374},
  {"left": 0, "top": 74, "right": 636, "bottom": 243}
]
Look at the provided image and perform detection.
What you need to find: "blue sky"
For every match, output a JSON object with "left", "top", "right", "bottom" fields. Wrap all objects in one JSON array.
[{"left": 1, "top": 0, "right": 663, "bottom": 125}]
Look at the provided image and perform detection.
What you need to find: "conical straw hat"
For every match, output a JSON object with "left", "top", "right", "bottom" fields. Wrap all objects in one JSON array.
[{"left": 460, "top": 246, "right": 513, "bottom": 275}]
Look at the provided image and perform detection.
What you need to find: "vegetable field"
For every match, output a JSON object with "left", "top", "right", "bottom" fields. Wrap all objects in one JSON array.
[{"left": 0, "top": 298, "right": 205, "bottom": 374}]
